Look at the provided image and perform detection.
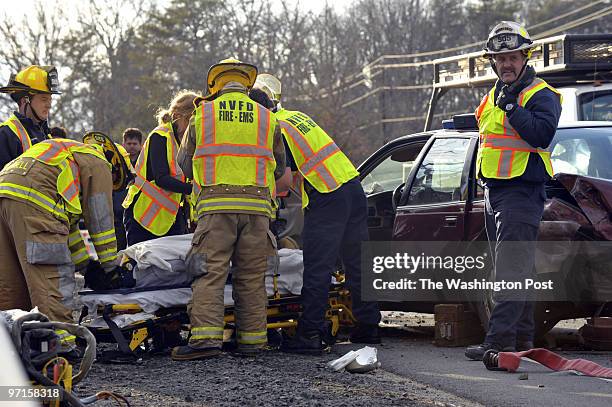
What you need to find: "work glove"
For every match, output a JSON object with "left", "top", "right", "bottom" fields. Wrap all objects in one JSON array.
[
  {"left": 495, "top": 66, "right": 536, "bottom": 115},
  {"left": 83, "top": 261, "right": 134, "bottom": 291}
]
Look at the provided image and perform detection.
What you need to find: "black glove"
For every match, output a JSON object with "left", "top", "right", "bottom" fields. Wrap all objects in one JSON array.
[
  {"left": 496, "top": 66, "right": 537, "bottom": 114},
  {"left": 495, "top": 84, "right": 518, "bottom": 114},
  {"left": 84, "top": 261, "right": 133, "bottom": 291}
]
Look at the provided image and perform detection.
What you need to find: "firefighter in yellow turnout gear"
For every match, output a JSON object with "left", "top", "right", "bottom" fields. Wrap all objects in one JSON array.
[
  {"left": 0, "top": 65, "right": 60, "bottom": 170},
  {"left": 173, "top": 58, "right": 286, "bottom": 360},
  {"left": 0, "top": 139, "right": 125, "bottom": 350}
]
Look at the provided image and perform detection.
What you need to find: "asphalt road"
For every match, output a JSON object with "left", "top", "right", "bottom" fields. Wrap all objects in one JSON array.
[
  {"left": 79, "top": 314, "right": 611, "bottom": 406},
  {"left": 338, "top": 336, "right": 611, "bottom": 407}
]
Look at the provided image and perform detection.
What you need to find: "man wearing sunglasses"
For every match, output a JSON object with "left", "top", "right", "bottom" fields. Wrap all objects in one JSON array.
[
  {"left": 465, "top": 21, "right": 562, "bottom": 361},
  {"left": 0, "top": 65, "right": 59, "bottom": 170}
]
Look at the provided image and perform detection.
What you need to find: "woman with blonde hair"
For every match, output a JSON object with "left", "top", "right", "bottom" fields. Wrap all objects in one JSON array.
[{"left": 123, "top": 90, "right": 199, "bottom": 245}]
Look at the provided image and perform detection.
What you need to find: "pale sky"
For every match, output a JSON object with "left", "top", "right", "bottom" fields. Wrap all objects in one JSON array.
[{"left": 0, "top": 0, "right": 356, "bottom": 22}]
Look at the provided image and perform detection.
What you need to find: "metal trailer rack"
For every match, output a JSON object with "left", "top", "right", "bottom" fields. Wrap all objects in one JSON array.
[{"left": 424, "top": 34, "right": 612, "bottom": 130}]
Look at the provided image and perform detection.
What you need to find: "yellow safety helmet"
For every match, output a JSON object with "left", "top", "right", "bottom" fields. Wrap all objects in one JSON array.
[
  {"left": 254, "top": 73, "right": 282, "bottom": 106},
  {"left": 206, "top": 58, "right": 258, "bottom": 96},
  {"left": 483, "top": 21, "right": 535, "bottom": 59},
  {"left": 0, "top": 65, "right": 61, "bottom": 96},
  {"left": 82, "top": 131, "right": 133, "bottom": 191}
]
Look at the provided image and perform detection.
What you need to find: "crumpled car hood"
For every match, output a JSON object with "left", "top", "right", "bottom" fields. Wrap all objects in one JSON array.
[{"left": 551, "top": 173, "right": 612, "bottom": 240}]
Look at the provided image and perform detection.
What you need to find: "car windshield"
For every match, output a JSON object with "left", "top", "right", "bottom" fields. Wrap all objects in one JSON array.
[{"left": 550, "top": 127, "right": 612, "bottom": 179}]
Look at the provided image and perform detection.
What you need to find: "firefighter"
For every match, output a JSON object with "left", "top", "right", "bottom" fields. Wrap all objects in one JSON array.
[
  {"left": 0, "top": 138, "right": 127, "bottom": 350},
  {"left": 172, "top": 58, "right": 286, "bottom": 361},
  {"left": 250, "top": 76, "right": 381, "bottom": 355},
  {"left": 0, "top": 65, "right": 59, "bottom": 170},
  {"left": 465, "top": 21, "right": 562, "bottom": 361},
  {"left": 122, "top": 91, "right": 197, "bottom": 245}
]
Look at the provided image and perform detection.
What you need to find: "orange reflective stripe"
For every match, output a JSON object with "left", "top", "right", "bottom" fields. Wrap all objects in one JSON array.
[
  {"left": 279, "top": 121, "right": 340, "bottom": 189},
  {"left": 483, "top": 134, "right": 549, "bottom": 152},
  {"left": 37, "top": 142, "right": 65, "bottom": 162},
  {"left": 201, "top": 103, "right": 216, "bottom": 184},
  {"left": 141, "top": 200, "right": 162, "bottom": 227},
  {"left": 301, "top": 142, "right": 341, "bottom": 175},
  {"left": 194, "top": 144, "right": 273, "bottom": 158},
  {"left": 9, "top": 118, "right": 32, "bottom": 151},
  {"left": 134, "top": 175, "right": 178, "bottom": 212},
  {"left": 475, "top": 94, "right": 489, "bottom": 121},
  {"left": 279, "top": 121, "right": 314, "bottom": 158},
  {"left": 519, "top": 80, "right": 546, "bottom": 105}
]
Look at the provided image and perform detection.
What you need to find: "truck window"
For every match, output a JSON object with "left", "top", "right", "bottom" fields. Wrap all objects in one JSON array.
[
  {"left": 407, "top": 138, "right": 470, "bottom": 205},
  {"left": 579, "top": 90, "right": 612, "bottom": 121}
]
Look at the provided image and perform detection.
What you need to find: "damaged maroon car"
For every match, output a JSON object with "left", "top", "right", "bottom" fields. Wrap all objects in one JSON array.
[{"left": 359, "top": 120, "right": 612, "bottom": 335}]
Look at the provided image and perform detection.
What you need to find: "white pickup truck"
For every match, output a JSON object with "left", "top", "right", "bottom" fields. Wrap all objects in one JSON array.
[
  {"left": 558, "top": 82, "right": 612, "bottom": 122},
  {"left": 425, "top": 33, "right": 612, "bottom": 130}
]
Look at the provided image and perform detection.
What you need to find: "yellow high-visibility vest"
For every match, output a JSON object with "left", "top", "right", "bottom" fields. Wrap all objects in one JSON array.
[
  {"left": 1, "top": 114, "right": 34, "bottom": 152},
  {"left": 122, "top": 121, "right": 186, "bottom": 235},
  {"left": 275, "top": 109, "right": 358, "bottom": 208},
  {"left": 0, "top": 139, "right": 107, "bottom": 220},
  {"left": 476, "top": 78, "right": 561, "bottom": 179},
  {"left": 192, "top": 92, "right": 276, "bottom": 217}
]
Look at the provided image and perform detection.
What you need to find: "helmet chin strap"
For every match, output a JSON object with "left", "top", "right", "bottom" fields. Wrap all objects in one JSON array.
[{"left": 25, "top": 98, "right": 46, "bottom": 124}]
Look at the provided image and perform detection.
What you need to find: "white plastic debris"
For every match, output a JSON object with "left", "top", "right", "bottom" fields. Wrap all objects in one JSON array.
[
  {"left": 327, "top": 346, "right": 381, "bottom": 374},
  {"left": 326, "top": 350, "right": 359, "bottom": 371}
]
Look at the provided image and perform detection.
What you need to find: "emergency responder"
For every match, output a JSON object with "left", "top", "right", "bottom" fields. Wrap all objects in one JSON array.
[
  {"left": 122, "top": 91, "right": 197, "bottom": 245},
  {"left": 0, "top": 138, "right": 127, "bottom": 350},
  {"left": 465, "top": 21, "right": 561, "bottom": 361},
  {"left": 0, "top": 65, "right": 58, "bottom": 169},
  {"left": 113, "top": 143, "right": 134, "bottom": 250},
  {"left": 122, "top": 128, "right": 143, "bottom": 167},
  {"left": 250, "top": 76, "right": 381, "bottom": 355},
  {"left": 172, "top": 58, "right": 286, "bottom": 361}
]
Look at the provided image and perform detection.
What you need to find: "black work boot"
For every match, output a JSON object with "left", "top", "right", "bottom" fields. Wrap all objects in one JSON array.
[
  {"left": 350, "top": 324, "right": 381, "bottom": 344},
  {"left": 280, "top": 331, "right": 325, "bottom": 355},
  {"left": 465, "top": 343, "right": 503, "bottom": 361},
  {"left": 171, "top": 345, "right": 221, "bottom": 361}
]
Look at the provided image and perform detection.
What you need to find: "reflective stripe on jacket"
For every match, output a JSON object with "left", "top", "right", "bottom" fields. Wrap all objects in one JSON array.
[
  {"left": 122, "top": 122, "right": 185, "bottom": 235},
  {"left": 476, "top": 78, "right": 561, "bottom": 179},
  {"left": 1, "top": 114, "right": 33, "bottom": 152},
  {"left": 275, "top": 109, "right": 358, "bottom": 208},
  {"left": 192, "top": 92, "right": 276, "bottom": 217}
]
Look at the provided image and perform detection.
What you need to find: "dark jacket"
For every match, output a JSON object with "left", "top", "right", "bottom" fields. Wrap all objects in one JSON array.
[
  {"left": 145, "top": 123, "right": 192, "bottom": 195},
  {"left": 0, "top": 111, "right": 50, "bottom": 170},
  {"left": 483, "top": 80, "right": 562, "bottom": 187}
]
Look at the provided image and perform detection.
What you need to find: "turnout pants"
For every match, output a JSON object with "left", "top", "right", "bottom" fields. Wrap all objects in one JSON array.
[
  {"left": 0, "top": 198, "right": 77, "bottom": 347},
  {"left": 484, "top": 183, "right": 546, "bottom": 347},
  {"left": 300, "top": 178, "right": 381, "bottom": 334},
  {"left": 187, "top": 213, "right": 276, "bottom": 351}
]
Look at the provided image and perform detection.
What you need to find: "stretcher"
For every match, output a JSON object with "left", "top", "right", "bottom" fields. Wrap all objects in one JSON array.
[{"left": 77, "top": 236, "right": 355, "bottom": 361}]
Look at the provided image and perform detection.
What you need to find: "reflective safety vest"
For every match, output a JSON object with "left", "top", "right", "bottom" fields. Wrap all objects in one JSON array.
[
  {"left": 1, "top": 114, "right": 34, "bottom": 152},
  {"left": 475, "top": 78, "right": 561, "bottom": 179},
  {"left": 122, "top": 121, "right": 186, "bottom": 236},
  {"left": 0, "top": 139, "right": 107, "bottom": 221},
  {"left": 275, "top": 109, "right": 359, "bottom": 208},
  {"left": 192, "top": 92, "right": 276, "bottom": 217}
]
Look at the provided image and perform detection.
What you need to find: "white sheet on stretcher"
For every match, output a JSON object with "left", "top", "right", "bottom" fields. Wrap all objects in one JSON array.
[{"left": 82, "top": 235, "right": 305, "bottom": 327}]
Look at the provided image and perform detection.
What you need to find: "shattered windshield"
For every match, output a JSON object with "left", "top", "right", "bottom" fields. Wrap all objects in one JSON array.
[{"left": 550, "top": 127, "right": 612, "bottom": 180}]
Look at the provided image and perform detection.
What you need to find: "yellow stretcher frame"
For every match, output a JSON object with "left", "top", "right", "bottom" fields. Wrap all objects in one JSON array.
[{"left": 80, "top": 271, "right": 355, "bottom": 357}]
